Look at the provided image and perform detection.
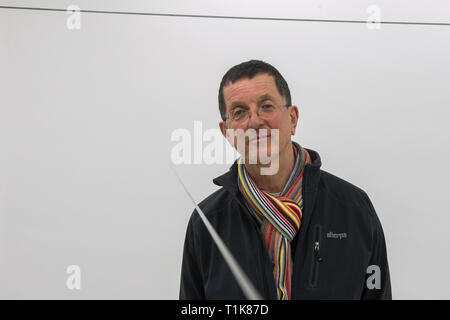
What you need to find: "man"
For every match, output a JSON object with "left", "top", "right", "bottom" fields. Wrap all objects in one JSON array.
[{"left": 179, "top": 60, "right": 391, "bottom": 300}]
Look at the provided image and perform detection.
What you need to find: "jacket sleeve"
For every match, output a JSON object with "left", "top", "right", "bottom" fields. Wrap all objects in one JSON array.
[
  {"left": 179, "top": 212, "right": 205, "bottom": 299},
  {"left": 361, "top": 192, "right": 392, "bottom": 300}
]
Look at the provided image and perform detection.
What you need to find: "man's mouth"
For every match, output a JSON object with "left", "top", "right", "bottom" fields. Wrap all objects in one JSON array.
[{"left": 249, "top": 135, "right": 271, "bottom": 143}]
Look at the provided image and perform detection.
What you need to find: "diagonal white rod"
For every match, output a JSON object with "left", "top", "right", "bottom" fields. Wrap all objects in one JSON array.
[{"left": 171, "top": 165, "right": 262, "bottom": 300}]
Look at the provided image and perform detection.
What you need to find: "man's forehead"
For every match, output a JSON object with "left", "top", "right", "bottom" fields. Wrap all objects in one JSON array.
[{"left": 223, "top": 75, "right": 282, "bottom": 107}]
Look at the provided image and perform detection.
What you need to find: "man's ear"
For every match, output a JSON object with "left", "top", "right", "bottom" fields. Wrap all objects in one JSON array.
[
  {"left": 289, "top": 105, "right": 299, "bottom": 135},
  {"left": 219, "top": 120, "right": 227, "bottom": 138},
  {"left": 219, "top": 120, "right": 236, "bottom": 148}
]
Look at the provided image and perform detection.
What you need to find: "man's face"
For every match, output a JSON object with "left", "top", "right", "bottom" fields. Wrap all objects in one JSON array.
[{"left": 219, "top": 73, "right": 299, "bottom": 164}]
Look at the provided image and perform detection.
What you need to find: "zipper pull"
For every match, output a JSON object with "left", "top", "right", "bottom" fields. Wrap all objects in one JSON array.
[{"left": 314, "top": 241, "right": 323, "bottom": 262}]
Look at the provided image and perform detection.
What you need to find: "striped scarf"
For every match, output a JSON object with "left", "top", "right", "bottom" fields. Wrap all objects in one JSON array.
[{"left": 237, "top": 142, "right": 311, "bottom": 300}]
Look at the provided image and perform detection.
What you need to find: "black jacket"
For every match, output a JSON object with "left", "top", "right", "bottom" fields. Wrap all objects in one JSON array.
[{"left": 179, "top": 147, "right": 392, "bottom": 299}]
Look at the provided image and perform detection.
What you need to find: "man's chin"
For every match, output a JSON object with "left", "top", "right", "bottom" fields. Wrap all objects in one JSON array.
[{"left": 243, "top": 142, "right": 277, "bottom": 165}]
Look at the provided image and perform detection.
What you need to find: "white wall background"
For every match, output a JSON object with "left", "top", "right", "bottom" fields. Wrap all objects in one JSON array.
[{"left": 1, "top": 0, "right": 449, "bottom": 299}]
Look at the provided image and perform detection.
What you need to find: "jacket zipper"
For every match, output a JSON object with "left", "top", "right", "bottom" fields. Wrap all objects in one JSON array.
[{"left": 309, "top": 224, "right": 323, "bottom": 288}]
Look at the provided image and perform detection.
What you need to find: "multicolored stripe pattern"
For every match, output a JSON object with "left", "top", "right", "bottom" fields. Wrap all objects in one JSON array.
[{"left": 237, "top": 142, "right": 311, "bottom": 300}]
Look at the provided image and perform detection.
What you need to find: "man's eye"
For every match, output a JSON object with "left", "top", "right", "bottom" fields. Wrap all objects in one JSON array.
[
  {"left": 262, "top": 104, "right": 274, "bottom": 109},
  {"left": 234, "top": 109, "right": 245, "bottom": 116}
]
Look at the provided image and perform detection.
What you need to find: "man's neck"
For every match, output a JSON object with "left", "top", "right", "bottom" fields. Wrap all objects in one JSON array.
[{"left": 244, "top": 142, "right": 296, "bottom": 194}]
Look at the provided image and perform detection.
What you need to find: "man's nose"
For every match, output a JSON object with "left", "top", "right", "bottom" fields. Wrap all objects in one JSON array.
[{"left": 247, "top": 109, "right": 265, "bottom": 128}]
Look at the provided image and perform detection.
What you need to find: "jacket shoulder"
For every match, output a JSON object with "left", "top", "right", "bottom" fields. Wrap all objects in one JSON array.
[
  {"left": 319, "top": 169, "right": 371, "bottom": 210},
  {"left": 188, "top": 187, "right": 232, "bottom": 227}
]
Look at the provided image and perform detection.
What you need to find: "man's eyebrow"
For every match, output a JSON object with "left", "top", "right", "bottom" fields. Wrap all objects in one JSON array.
[
  {"left": 229, "top": 94, "right": 277, "bottom": 110},
  {"left": 257, "top": 94, "right": 276, "bottom": 103}
]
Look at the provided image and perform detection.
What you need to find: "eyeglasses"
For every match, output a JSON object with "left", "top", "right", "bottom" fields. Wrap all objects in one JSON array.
[{"left": 226, "top": 103, "right": 287, "bottom": 124}]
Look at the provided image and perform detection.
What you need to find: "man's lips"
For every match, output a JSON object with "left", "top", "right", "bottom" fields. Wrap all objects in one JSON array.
[{"left": 249, "top": 135, "right": 271, "bottom": 143}]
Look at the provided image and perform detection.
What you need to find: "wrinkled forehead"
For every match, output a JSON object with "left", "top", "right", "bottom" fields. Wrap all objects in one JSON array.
[{"left": 223, "top": 74, "right": 284, "bottom": 110}]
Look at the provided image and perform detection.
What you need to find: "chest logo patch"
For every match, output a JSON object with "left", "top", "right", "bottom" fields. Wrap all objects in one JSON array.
[{"left": 326, "top": 232, "right": 348, "bottom": 240}]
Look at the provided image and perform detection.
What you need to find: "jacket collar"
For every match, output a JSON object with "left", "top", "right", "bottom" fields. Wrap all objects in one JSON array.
[{"left": 212, "top": 145, "right": 322, "bottom": 196}]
